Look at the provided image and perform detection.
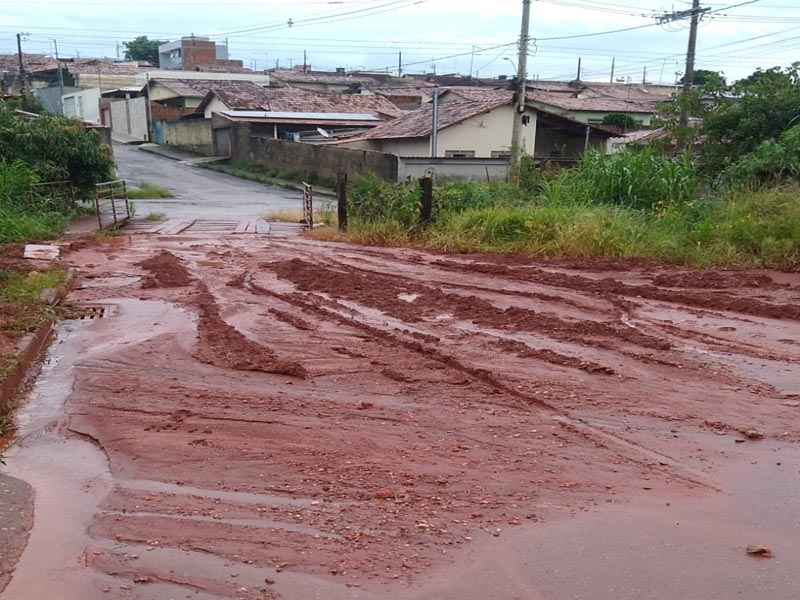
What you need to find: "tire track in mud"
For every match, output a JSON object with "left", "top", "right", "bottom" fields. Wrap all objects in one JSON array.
[{"left": 243, "top": 270, "right": 716, "bottom": 490}]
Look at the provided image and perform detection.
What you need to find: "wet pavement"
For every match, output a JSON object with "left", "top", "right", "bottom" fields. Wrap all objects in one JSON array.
[{"left": 113, "top": 144, "right": 301, "bottom": 221}]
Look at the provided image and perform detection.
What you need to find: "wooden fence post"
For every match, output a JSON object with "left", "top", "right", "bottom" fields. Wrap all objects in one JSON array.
[
  {"left": 336, "top": 172, "right": 348, "bottom": 232},
  {"left": 419, "top": 175, "right": 433, "bottom": 227}
]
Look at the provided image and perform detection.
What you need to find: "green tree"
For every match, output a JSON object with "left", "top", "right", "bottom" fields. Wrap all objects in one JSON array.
[
  {"left": 701, "top": 63, "right": 800, "bottom": 175},
  {"left": 602, "top": 113, "right": 639, "bottom": 130},
  {"left": 122, "top": 36, "right": 166, "bottom": 65},
  {"left": 678, "top": 69, "right": 726, "bottom": 88}
]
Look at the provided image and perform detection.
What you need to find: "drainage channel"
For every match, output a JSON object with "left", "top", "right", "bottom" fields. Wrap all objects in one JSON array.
[{"left": 2, "top": 299, "right": 198, "bottom": 600}]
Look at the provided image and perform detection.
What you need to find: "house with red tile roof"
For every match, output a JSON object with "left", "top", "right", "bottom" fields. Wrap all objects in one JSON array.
[{"left": 338, "top": 96, "right": 614, "bottom": 161}]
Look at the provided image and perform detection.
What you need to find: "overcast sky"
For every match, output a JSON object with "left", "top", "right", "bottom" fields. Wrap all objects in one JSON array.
[{"left": 0, "top": 0, "right": 797, "bottom": 84}]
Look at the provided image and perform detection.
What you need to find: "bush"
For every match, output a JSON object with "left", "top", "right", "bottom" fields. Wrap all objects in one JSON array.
[
  {"left": 719, "top": 124, "right": 800, "bottom": 187},
  {"left": 0, "top": 102, "right": 115, "bottom": 195}
]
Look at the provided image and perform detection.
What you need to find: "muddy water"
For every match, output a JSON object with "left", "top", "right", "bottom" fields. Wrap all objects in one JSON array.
[{"left": 3, "top": 300, "right": 198, "bottom": 600}]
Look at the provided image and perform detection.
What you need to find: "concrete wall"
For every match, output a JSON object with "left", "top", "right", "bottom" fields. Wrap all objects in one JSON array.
[
  {"left": 34, "top": 86, "right": 78, "bottom": 115},
  {"left": 62, "top": 87, "right": 101, "bottom": 123},
  {"left": 108, "top": 96, "right": 149, "bottom": 141},
  {"left": 223, "top": 119, "right": 398, "bottom": 181},
  {"left": 162, "top": 119, "right": 213, "bottom": 155},
  {"left": 398, "top": 158, "right": 509, "bottom": 182}
]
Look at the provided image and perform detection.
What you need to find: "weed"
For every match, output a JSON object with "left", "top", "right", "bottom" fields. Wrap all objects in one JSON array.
[
  {"left": 126, "top": 182, "right": 175, "bottom": 199},
  {"left": 145, "top": 212, "right": 167, "bottom": 222}
]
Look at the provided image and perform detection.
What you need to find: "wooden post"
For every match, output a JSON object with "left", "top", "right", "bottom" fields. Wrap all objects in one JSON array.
[
  {"left": 336, "top": 172, "right": 348, "bottom": 232},
  {"left": 419, "top": 175, "right": 433, "bottom": 227},
  {"left": 94, "top": 186, "right": 103, "bottom": 229}
]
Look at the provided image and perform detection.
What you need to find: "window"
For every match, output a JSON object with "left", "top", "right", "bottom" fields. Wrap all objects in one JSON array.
[
  {"left": 491, "top": 151, "right": 511, "bottom": 159},
  {"left": 444, "top": 150, "right": 475, "bottom": 158}
]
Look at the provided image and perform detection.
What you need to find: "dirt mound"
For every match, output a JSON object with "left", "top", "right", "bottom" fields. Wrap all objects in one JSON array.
[
  {"left": 652, "top": 271, "right": 778, "bottom": 290},
  {"left": 193, "top": 284, "right": 306, "bottom": 378},
  {"left": 137, "top": 251, "right": 195, "bottom": 289}
]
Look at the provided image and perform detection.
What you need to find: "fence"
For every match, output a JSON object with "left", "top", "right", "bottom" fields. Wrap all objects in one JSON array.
[
  {"left": 28, "top": 181, "right": 77, "bottom": 213},
  {"left": 94, "top": 180, "right": 131, "bottom": 229}
]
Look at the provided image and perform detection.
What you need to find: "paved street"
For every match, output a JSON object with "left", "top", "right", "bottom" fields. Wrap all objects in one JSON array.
[{"left": 113, "top": 144, "right": 302, "bottom": 220}]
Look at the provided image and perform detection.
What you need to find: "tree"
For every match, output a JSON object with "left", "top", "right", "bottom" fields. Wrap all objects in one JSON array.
[
  {"left": 123, "top": 36, "right": 166, "bottom": 65},
  {"left": 602, "top": 113, "right": 639, "bottom": 130},
  {"left": 701, "top": 63, "right": 800, "bottom": 175},
  {"left": 678, "top": 69, "right": 726, "bottom": 88}
]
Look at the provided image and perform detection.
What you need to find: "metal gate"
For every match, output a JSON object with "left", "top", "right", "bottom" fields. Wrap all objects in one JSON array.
[
  {"left": 213, "top": 128, "right": 231, "bottom": 157},
  {"left": 94, "top": 180, "right": 131, "bottom": 229},
  {"left": 302, "top": 182, "right": 313, "bottom": 229}
]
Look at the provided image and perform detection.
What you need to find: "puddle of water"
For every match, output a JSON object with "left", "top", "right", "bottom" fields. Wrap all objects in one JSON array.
[
  {"left": 685, "top": 346, "right": 800, "bottom": 395},
  {"left": 2, "top": 299, "right": 200, "bottom": 600},
  {"left": 77, "top": 275, "right": 141, "bottom": 289}
]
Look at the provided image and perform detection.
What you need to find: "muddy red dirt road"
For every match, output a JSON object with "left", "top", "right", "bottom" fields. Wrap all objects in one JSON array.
[{"left": 3, "top": 231, "right": 800, "bottom": 600}]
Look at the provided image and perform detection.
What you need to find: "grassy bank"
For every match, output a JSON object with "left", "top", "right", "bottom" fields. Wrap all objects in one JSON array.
[
  {"left": 313, "top": 151, "right": 800, "bottom": 270},
  {"left": 203, "top": 160, "right": 336, "bottom": 190}
]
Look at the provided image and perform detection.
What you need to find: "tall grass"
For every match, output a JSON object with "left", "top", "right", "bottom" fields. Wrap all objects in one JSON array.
[
  {"left": 0, "top": 160, "right": 69, "bottom": 243},
  {"left": 336, "top": 158, "right": 800, "bottom": 269}
]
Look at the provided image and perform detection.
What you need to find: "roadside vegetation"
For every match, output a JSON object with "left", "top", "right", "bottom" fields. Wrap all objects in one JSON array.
[
  {"left": 0, "top": 101, "right": 115, "bottom": 243},
  {"left": 0, "top": 99, "right": 114, "bottom": 456},
  {"left": 204, "top": 160, "right": 336, "bottom": 190},
  {"left": 318, "top": 64, "right": 800, "bottom": 270},
  {"left": 126, "top": 181, "right": 175, "bottom": 200}
]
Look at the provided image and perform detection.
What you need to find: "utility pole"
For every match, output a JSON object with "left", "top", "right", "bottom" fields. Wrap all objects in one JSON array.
[
  {"left": 576, "top": 57, "right": 581, "bottom": 81},
  {"left": 656, "top": 0, "right": 710, "bottom": 127},
  {"left": 509, "top": 0, "right": 532, "bottom": 187},
  {"left": 16, "top": 32, "right": 26, "bottom": 95},
  {"left": 398, "top": 51, "right": 402, "bottom": 77},
  {"left": 610, "top": 57, "right": 615, "bottom": 84},
  {"left": 54, "top": 39, "right": 65, "bottom": 115},
  {"left": 430, "top": 86, "right": 439, "bottom": 157}
]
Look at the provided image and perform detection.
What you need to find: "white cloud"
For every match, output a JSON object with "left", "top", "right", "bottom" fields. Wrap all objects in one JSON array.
[{"left": 0, "top": 0, "right": 795, "bottom": 82}]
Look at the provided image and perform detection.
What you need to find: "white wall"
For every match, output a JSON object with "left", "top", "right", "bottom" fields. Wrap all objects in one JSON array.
[
  {"left": 62, "top": 88, "right": 102, "bottom": 123},
  {"left": 108, "top": 96, "right": 149, "bottom": 141},
  {"left": 347, "top": 105, "right": 536, "bottom": 158}
]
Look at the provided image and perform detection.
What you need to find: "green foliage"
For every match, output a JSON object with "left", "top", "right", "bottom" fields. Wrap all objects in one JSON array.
[
  {"left": 127, "top": 181, "right": 175, "bottom": 199},
  {"left": 0, "top": 102, "right": 115, "bottom": 195},
  {"left": 0, "top": 268, "right": 66, "bottom": 306},
  {"left": 350, "top": 174, "right": 422, "bottom": 228},
  {"left": 0, "top": 161, "right": 68, "bottom": 242},
  {"left": 678, "top": 69, "right": 727, "bottom": 88},
  {"left": 719, "top": 124, "right": 800, "bottom": 187},
  {"left": 344, "top": 183, "right": 800, "bottom": 269},
  {"left": 123, "top": 36, "right": 167, "bottom": 65},
  {"left": 203, "top": 160, "right": 335, "bottom": 189},
  {"left": 701, "top": 63, "right": 800, "bottom": 174},
  {"left": 547, "top": 149, "right": 700, "bottom": 209},
  {"left": 602, "top": 113, "right": 638, "bottom": 130}
]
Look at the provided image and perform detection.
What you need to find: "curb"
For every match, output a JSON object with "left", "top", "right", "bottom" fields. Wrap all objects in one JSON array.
[{"left": 0, "top": 269, "right": 76, "bottom": 415}]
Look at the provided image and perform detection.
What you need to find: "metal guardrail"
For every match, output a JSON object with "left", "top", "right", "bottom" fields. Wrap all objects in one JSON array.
[
  {"left": 28, "top": 181, "right": 77, "bottom": 213},
  {"left": 94, "top": 180, "right": 131, "bottom": 230}
]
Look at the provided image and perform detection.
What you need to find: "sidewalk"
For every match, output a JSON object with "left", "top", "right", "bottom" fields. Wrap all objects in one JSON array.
[{"left": 137, "top": 143, "right": 224, "bottom": 165}]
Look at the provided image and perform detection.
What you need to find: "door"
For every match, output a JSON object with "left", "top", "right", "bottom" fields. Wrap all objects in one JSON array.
[{"left": 213, "top": 128, "right": 231, "bottom": 157}]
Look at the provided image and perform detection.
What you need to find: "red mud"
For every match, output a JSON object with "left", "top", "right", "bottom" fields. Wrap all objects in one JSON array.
[{"left": 9, "top": 235, "right": 800, "bottom": 599}]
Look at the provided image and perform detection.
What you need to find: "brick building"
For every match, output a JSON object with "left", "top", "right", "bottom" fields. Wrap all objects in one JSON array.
[{"left": 158, "top": 37, "right": 243, "bottom": 71}]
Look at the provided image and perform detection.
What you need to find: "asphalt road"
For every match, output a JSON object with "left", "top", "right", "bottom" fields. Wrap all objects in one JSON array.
[{"left": 113, "top": 144, "right": 302, "bottom": 220}]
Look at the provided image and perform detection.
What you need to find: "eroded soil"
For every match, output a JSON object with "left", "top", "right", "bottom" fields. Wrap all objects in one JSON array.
[{"left": 3, "top": 233, "right": 800, "bottom": 599}]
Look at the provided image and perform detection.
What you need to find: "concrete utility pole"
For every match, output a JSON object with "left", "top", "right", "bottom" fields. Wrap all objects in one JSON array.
[
  {"left": 657, "top": 0, "right": 710, "bottom": 127},
  {"left": 16, "top": 32, "right": 26, "bottom": 95},
  {"left": 509, "top": 0, "right": 532, "bottom": 187},
  {"left": 54, "top": 39, "right": 65, "bottom": 115}
]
